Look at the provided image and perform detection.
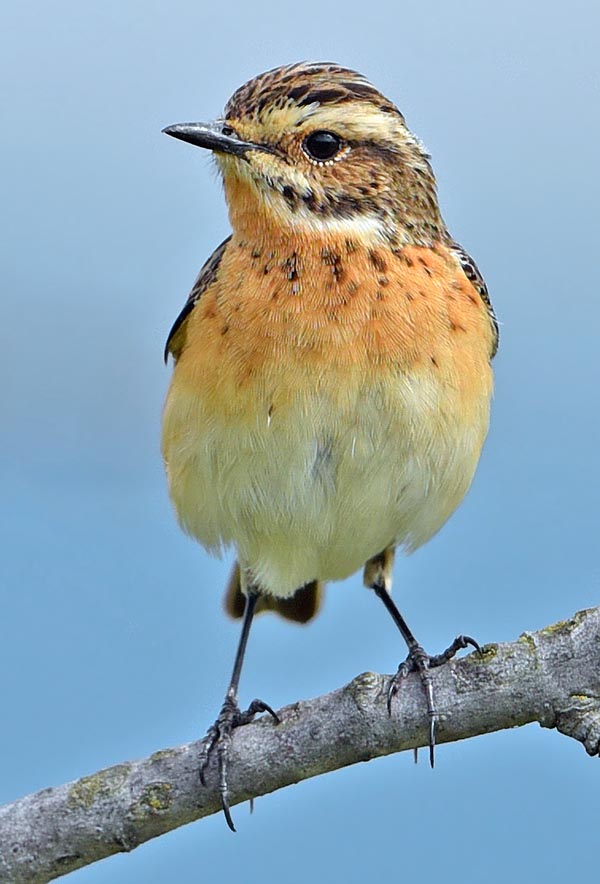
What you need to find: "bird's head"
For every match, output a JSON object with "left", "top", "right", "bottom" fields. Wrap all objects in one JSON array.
[{"left": 164, "top": 62, "right": 445, "bottom": 247}]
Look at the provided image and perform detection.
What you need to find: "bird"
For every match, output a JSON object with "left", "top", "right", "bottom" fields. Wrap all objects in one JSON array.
[{"left": 161, "top": 61, "right": 498, "bottom": 830}]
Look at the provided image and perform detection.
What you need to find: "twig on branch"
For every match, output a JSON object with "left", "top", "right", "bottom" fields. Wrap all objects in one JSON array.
[{"left": 2, "top": 607, "right": 600, "bottom": 884}]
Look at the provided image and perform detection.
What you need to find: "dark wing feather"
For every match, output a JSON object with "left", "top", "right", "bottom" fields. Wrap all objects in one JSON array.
[
  {"left": 164, "top": 236, "right": 231, "bottom": 363},
  {"left": 450, "top": 241, "right": 499, "bottom": 359}
]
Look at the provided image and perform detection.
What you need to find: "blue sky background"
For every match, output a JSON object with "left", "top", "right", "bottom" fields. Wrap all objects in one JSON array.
[{"left": 2, "top": 0, "right": 599, "bottom": 880}]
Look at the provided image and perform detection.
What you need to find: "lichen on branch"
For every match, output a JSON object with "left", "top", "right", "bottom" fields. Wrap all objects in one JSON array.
[{"left": 1, "top": 607, "right": 599, "bottom": 884}]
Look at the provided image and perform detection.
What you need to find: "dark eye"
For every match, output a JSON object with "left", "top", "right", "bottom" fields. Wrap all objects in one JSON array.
[{"left": 303, "top": 131, "right": 343, "bottom": 162}]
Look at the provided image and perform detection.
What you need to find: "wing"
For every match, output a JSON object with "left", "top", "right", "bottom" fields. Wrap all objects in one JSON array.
[
  {"left": 163, "top": 236, "right": 231, "bottom": 363},
  {"left": 450, "top": 241, "right": 499, "bottom": 359}
]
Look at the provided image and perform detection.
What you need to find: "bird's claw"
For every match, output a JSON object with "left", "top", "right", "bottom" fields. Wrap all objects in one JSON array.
[
  {"left": 427, "top": 634, "right": 481, "bottom": 668},
  {"left": 387, "top": 635, "right": 482, "bottom": 767},
  {"left": 199, "top": 696, "right": 279, "bottom": 831}
]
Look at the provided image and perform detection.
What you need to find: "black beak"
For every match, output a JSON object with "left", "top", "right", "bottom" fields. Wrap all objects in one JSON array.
[{"left": 162, "top": 121, "right": 265, "bottom": 158}]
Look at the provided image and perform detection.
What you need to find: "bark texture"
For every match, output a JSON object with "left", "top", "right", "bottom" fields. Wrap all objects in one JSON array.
[{"left": 1, "top": 607, "right": 599, "bottom": 884}]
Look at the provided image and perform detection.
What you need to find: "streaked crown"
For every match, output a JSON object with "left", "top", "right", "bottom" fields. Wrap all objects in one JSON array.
[{"left": 224, "top": 62, "right": 401, "bottom": 121}]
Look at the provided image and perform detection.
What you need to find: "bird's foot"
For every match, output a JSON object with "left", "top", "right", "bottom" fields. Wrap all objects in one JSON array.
[
  {"left": 199, "top": 695, "right": 279, "bottom": 831},
  {"left": 387, "top": 635, "right": 481, "bottom": 767}
]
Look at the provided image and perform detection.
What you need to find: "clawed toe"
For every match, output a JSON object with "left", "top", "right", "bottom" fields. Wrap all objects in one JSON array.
[
  {"left": 427, "top": 634, "right": 481, "bottom": 668},
  {"left": 387, "top": 635, "right": 481, "bottom": 768},
  {"left": 199, "top": 695, "right": 279, "bottom": 831}
]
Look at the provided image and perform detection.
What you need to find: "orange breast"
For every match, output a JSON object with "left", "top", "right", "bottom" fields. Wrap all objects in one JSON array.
[
  {"left": 173, "top": 235, "right": 494, "bottom": 421},
  {"left": 163, "top": 233, "right": 494, "bottom": 591}
]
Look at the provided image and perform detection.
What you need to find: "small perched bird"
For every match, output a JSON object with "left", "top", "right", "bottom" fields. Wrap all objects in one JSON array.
[{"left": 162, "top": 61, "right": 498, "bottom": 829}]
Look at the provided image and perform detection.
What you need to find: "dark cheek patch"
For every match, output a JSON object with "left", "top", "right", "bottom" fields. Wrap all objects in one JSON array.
[
  {"left": 302, "top": 190, "right": 317, "bottom": 210},
  {"left": 282, "top": 185, "right": 297, "bottom": 207}
]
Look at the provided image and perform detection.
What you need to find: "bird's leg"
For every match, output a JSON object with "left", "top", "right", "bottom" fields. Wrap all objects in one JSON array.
[
  {"left": 199, "top": 587, "right": 279, "bottom": 831},
  {"left": 364, "top": 548, "right": 480, "bottom": 767}
]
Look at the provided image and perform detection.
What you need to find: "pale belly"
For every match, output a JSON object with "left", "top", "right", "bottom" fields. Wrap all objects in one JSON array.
[{"left": 162, "top": 364, "right": 491, "bottom": 597}]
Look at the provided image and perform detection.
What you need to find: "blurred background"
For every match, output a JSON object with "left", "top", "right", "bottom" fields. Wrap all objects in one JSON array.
[{"left": 2, "top": 0, "right": 599, "bottom": 880}]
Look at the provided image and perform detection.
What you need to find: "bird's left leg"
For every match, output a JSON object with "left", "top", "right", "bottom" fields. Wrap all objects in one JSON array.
[
  {"left": 199, "top": 583, "right": 279, "bottom": 831},
  {"left": 364, "top": 547, "right": 480, "bottom": 766}
]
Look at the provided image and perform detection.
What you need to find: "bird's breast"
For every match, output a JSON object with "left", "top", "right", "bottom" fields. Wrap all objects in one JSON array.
[{"left": 162, "top": 239, "right": 494, "bottom": 595}]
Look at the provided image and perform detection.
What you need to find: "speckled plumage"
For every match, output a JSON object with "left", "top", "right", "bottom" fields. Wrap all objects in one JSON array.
[{"left": 162, "top": 62, "right": 497, "bottom": 618}]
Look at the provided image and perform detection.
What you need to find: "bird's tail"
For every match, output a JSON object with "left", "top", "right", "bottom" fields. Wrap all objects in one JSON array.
[{"left": 223, "top": 562, "right": 323, "bottom": 624}]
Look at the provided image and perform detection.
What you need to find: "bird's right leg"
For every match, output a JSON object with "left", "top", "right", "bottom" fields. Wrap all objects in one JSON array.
[
  {"left": 364, "top": 548, "right": 480, "bottom": 767},
  {"left": 199, "top": 581, "right": 279, "bottom": 831}
]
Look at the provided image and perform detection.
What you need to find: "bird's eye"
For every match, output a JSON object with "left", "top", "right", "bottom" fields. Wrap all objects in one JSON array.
[
  {"left": 221, "top": 124, "right": 236, "bottom": 137},
  {"left": 303, "top": 131, "right": 344, "bottom": 162}
]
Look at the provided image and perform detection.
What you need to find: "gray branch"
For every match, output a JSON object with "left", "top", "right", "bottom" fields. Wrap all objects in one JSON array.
[{"left": 2, "top": 607, "right": 600, "bottom": 884}]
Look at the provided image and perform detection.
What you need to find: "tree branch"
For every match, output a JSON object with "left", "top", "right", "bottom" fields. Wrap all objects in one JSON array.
[{"left": 2, "top": 607, "right": 600, "bottom": 884}]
